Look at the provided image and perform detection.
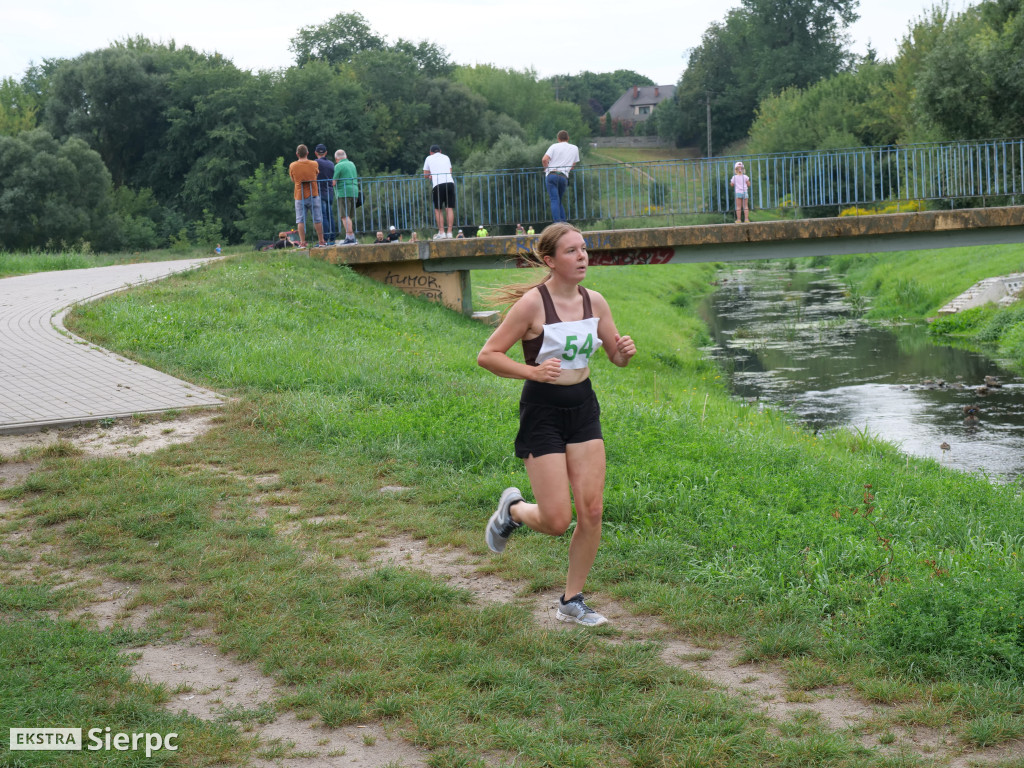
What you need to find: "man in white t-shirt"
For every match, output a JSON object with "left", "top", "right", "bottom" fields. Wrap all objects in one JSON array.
[
  {"left": 542, "top": 130, "right": 581, "bottom": 223},
  {"left": 423, "top": 144, "right": 456, "bottom": 239}
]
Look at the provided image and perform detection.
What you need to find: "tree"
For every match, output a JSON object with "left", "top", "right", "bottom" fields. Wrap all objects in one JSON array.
[
  {"left": 0, "top": 78, "right": 38, "bottom": 136},
  {"left": 237, "top": 159, "right": 299, "bottom": 243},
  {"left": 462, "top": 134, "right": 558, "bottom": 225},
  {"left": 414, "top": 77, "right": 491, "bottom": 165},
  {"left": 160, "top": 65, "right": 285, "bottom": 229},
  {"left": 914, "top": 0, "right": 1024, "bottom": 139},
  {"left": 747, "top": 61, "right": 898, "bottom": 154},
  {"left": 875, "top": 4, "right": 953, "bottom": 143},
  {"left": 463, "top": 134, "right": 551, "bottom": 172},
  {"left": 289, "top": 12, "right": 385, "bottom": 67},
  {"left": 277, "top": 62, "right": 378, "bottom": 166},
  {"left": 660, "top": 0, "right": 858, "bottom": 153},
  {"left": 743, "top": 0, "right": 857, "bottom": 97},
  {"left": 390, "top": 38, "right": 453, "bottom": 78},
  {"left": 42, "top": 38, "right": 206, "bottom": 188},
  {"left": 42, "top": 38, "right": 290, "bottom": 237},
  {"left": 543, "top": 70, "right": 655, "bottom": 133},
  {"left": 455, "top": 65, "right": 588, "bottom": 144},
  {"left": 346, "top": 50, "right": 429, "bottom": 172},
  {"left": 0, "top": 129, "right": 118, "bottom": 250},
  {"left": 111, "top": 186, "right": 161, "bottom": 251}
]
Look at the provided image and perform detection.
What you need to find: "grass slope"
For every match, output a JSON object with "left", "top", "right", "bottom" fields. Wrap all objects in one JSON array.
[
  {"left": 589, "top": 148, "right": 702, "bottom": 164},
  {"left": 3, "top": 252, "right": 1024, "bottom": 765}
]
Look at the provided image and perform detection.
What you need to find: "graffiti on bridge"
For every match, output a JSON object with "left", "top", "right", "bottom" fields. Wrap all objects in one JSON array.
[
  {"left": 383, "top": 271, "right": 441, "bottom": 290},
  {"left": 588, "top": 248, "right": 674, "bottom": 266}
]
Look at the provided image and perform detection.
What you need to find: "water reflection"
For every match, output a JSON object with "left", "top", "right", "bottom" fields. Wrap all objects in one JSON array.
[{"left": 701, "top": 266, "right": 1024, "bottom": 481}]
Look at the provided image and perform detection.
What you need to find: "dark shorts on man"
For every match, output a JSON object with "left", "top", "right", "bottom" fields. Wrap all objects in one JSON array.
[
  {"left": 432, "top": 182, "right": 456, "bottom": 209},
  {"left": 515, "top": 378, "right": 602, "bottom": 459},
  {"left": 338, "top": 196, "right": 357, "bottom": 220}
]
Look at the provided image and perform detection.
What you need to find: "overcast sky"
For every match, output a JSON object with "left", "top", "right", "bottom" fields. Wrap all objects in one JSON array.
[{"left": 2, "top": 0, "right": 966, "bottom": 86}]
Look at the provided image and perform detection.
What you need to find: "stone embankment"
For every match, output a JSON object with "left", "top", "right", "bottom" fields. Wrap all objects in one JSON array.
[{"left": 937, "top": 273, "right": 1024, "bottom": 315}]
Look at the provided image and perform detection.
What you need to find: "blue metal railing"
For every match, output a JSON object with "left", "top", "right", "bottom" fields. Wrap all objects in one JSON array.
[{"left": 319, "top": 138, "right": 1024, "bottom": 235}]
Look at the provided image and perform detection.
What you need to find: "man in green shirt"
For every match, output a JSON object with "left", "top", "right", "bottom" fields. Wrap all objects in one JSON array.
[{"left": 333, "top": 149, "right": 359, "bottom": 245}]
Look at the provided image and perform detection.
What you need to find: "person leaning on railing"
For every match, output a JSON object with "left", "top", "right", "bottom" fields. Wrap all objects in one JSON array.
[
  {"left": 333, "top": 149, "right": 359, "bottom": 245},
  {"left": 424, "top": 143, "right": 456, "bottom": 239},
  {"left": 314, "top": 144, "right": 337, "bottom": 244},
  {"left": 288, "top": 144, "right": 326, "bottom": 248},
  {"left": 542, "top": 131, "right": 580, "bottom": 223}
]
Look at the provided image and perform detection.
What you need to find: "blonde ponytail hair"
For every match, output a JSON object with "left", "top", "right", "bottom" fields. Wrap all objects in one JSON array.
[{"left": 484, "top": 223, "right": 580, "bottom": 312}]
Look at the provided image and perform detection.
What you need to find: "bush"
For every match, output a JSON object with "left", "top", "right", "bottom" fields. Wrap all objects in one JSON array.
[
  {"left": 193, "top": 208, "right": 224, "bottom": 248},
  {"left": 928, "top": 305, "right": 994, "bottom": 337},
  {"left": 111, "top": 186, "right": 161, "bottom": 251},
  {"left": 972, "top": 303, "right": 1024, "bottom": 344},
  {"left": 840, "top": 200, "right": 925, "bottom": 217},
  {"left": 237, "top": 159, "right": 294, "bottom": 243}
]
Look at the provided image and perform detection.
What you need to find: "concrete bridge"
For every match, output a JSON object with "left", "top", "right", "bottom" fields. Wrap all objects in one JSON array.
[{"left": 311, "top": 206, "right": 1024, "bottom": 316}]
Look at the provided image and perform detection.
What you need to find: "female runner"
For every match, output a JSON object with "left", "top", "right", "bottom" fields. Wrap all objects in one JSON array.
[{"left": 477, "top": 222, "right": 636, "bottom": 626}]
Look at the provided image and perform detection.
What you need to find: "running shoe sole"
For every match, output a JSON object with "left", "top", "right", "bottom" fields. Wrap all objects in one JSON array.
[{"left": 485, "top": 487, "right": 523, "bottom": 553}]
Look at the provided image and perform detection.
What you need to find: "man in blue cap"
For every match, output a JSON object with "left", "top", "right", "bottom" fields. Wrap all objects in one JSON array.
[{"left": 314, "top": 144, "right": 337, "bottom": 244}]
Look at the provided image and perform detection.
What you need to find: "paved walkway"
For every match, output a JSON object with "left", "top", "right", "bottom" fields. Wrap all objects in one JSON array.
[{"left": 1, "top": 259, "right": 227, "bottom": 434}]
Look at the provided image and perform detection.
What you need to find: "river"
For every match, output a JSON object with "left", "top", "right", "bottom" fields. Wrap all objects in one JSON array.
[{"left": 700, "top": 265, "right": 1024, "bottom": 482}]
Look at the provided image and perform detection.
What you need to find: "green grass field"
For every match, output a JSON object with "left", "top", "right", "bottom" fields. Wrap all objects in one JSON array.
[
  {"left": 0, "top": 246, "right": 240, "bottom": 279},
  {"left": 589, "top": 147, "right": 702, "bottom": 164},
  {"left": 3, "top": 248, "right": 1024, "bottom": 766}
]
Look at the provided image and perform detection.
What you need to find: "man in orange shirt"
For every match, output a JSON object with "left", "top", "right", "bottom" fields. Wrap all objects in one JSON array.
[{"left": 288, "top": 144, "right": 326, "bottom": 248}]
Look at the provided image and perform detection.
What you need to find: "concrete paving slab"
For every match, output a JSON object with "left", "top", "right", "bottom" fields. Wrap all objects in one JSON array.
[{"left": 0, "top": 258, "right": 227, "bottom": 434}]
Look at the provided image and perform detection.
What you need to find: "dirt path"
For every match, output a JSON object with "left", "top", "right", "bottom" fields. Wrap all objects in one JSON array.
[
  {"left": 366, "top": 531, "right": 1022, "bottom": 767},
  {"left": 3, "top": 421, "right": 1022, "bottom": 767}
]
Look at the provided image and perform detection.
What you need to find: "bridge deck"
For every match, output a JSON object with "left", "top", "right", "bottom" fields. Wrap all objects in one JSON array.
[{"left": 311, "top": 207, "right": 1024, "bottom": 313}]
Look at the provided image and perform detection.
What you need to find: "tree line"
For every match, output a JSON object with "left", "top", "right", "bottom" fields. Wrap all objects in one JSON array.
[
  {"left": 652, "top": 0, "right": 1024, "bottom": 156},
  {"left": 0, "top": 12, "right": 647, "bottom": 251},
  {"left": 2, "top": 2, "right": 1018, "bottom": 251}
]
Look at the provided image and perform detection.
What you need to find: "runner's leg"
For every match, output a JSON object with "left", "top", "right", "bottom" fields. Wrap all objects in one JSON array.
[
  {"left": 512, "top": 439, "right": 606, "bottom": 597},
  {"left": 511, "top": 453, "right": 573, "bottom": 535},
  {"left": 564, "top": 439, "right": 605, "bottom": 598}
]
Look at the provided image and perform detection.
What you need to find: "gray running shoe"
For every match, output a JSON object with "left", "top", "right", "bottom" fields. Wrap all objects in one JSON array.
[
  {"left": 486, "top": 487, "right": 523, "bottom": 553},
  {"left": 556, "top": 593, "right": 608, "bottom": 627}
]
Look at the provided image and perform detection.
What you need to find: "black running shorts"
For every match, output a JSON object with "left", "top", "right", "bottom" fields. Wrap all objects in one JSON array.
[
  {"left": 432, "top": 182, "right": 456, "bottom": 209},
  {"left": 515, "top": 378, "right": 602, "bottom": 459}
]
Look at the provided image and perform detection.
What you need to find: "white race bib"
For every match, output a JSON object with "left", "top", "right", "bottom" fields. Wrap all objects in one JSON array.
[{"left": 536, "top": 317, "right": 602, "bottom": 370}]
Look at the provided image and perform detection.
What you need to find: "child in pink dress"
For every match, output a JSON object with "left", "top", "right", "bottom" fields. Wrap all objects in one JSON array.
[{"left": 730, "top": 162, "right": 751, "bottom": 223}]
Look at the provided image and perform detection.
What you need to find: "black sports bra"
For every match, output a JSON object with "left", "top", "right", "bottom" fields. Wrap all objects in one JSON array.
[{"left": 522, "top": 283, "right": 594, "bottom": 366}]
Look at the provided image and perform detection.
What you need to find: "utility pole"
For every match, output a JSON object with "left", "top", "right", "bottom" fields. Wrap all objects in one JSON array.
[{"left": 706, "top": 90, "right": 712, "bottom": 157}]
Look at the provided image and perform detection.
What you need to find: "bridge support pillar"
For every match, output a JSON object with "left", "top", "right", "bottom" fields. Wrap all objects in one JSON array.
[{"left": 350, "top": 261, "right": 472, "bottom": 316}]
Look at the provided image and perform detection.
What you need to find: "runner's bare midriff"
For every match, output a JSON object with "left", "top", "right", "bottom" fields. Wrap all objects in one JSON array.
[{"left": 553, "top": 367, "right": 590, "bottom": 386}]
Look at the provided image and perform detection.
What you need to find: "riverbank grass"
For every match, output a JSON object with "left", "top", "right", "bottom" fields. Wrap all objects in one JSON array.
[
  {"left": 3, "top": 252, "right": 1024, "bottom": 765},
  {"left": 825, "top": 243, "right": 1024, "bottom": 320},
  {"left": 824, "top": 240, "right": 1024, "bottom": 374}
]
